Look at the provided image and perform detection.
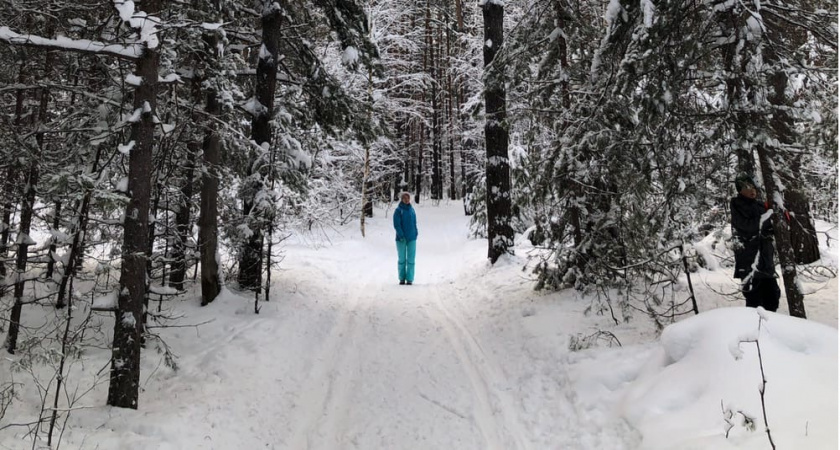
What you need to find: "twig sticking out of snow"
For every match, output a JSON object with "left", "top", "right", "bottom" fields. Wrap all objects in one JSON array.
[{"left": 728, "top": 310, "right": 776, "bottom": 449}]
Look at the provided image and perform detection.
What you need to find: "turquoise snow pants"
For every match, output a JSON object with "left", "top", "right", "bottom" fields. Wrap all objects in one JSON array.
[{"left": 396, "top": 239, "right": 417, "bottom": 282}]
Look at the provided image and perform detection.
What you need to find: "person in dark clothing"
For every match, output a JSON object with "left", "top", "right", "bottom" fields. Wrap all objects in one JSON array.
[{"left": 730, "top": 174, "right": 781, "bottom": 312}]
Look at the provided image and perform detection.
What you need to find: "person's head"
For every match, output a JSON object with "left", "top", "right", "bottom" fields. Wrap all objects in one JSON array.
[
  {"left": 400, "top": 192, "right": 411, "bottom": 204},
  {"left": 735, "top": 174, "right": 757, "bottom": 199}
]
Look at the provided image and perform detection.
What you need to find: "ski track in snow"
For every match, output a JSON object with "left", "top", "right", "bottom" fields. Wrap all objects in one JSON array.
[
  {"left": 3, "top": 203, "right": 834, "bottom": 450},
  {"left": 429, "top": 286, "right": 532, "bottom": 450},
  {"left": 423, "top": 220, "right": 533, "bottom": 450},
  {"left": 282, "top": 205, "right": 538, "bottom": 449},
  {"left": 286, "top": 275, "right": 369, "bottom": 450}
]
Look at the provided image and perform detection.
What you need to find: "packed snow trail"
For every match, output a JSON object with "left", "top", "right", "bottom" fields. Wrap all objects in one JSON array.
[
  {"left": 262, "top": 203, "right": 637, "bottom": 450},
  {"left": 20, "top": 202, "right": 640, "bottom": 450},
  {"left": 132, "top": 202, "right": 637, "bottom": 450},
  {"left": 3, "top": 202, "right": 835, "bottom": 450},
  {"left": 282, "top": 204, "right": 533, "bottom": 450}
]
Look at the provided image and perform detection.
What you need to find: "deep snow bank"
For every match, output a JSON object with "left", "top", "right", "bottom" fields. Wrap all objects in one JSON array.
[{"left": 620, "top": 307, "right": 838, "bottom": 449}]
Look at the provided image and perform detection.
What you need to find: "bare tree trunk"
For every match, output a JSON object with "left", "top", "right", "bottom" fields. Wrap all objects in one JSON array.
[
  {"left": 45, "top": 202, "right": 61, "bottom": 279},
  {"left": 787, "top": 188, "right": 820, "bottom": 264},
  {"left": 550, "top": 2, "right": 582, "bottom": 252},
  {"left": 169, "top": 142, "right": 197, "bottom": 290},
  {"left": 482, "top": 0, "right": 514, "bottom": 263},
  {"left": 239, "top": 4, "right": 281, "bottom": 292},
  {"left": 0, "top": 168, "right": 15, "bottom": 326},
  {"left": 56, "top": 142, "right": 103, "bottom": 310},
  {"left": 718, "top": 10, "right": 757, "bottom": 179},
  {"left": 459, "top": 87, "right": 470, "bottom": 213},
  {"left": 756, "top": 145, "right": 806, "bottom": 318},
  {"left": 0, "top": 62, "right": 27, "bottom": 316},
  {"left": 446, "top": 16, "right": 457, "bottom": 201},
  {"left": 5, "top": 47, "right": 51, "bottom": 354},
  {"left": 766, "top": 63, "right": 820, "bottom": 265},
  {"left": 752, "top": 17, "right": 810, "bottom": 318},
  {"left": 142, "top": 185, "right": 162, "bottom": 337},
  {"left": 199, "top": 89, "right": 222, "bottom": 306},
  {"left": 4, "top": 156, "right": 39, "bottom": 354},
  {"left": 430, "top": 13, "right": 442, "bottom": 200},
  {"left": 361, "top": 62, "right": 374, "bottom": 231},
  {"left": 107, "top": 0, "right": 161, "bottom": 408}
]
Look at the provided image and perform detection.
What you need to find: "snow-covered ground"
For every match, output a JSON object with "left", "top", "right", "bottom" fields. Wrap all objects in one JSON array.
[{"left": 1, "top": 202, "right": 837, "bottom": 449}]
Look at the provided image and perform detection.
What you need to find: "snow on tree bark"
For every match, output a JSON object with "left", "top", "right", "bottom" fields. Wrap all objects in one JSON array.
[
  {"left": 169, "top": 141, "right": 197, "bottom": 291},
  {"left": 764, "top": 26, "right": 820, "bottom": 266},
  {"left": 482, "top": 0, "right": 514, "bottom": 264},
  {"left": 756, "top": 146, "right": 807, "bottom": 319},
  {"left": 200, "top": 89, "right": 222, "bottom": 306},
  {"left": 5, "top": 44, "right": 51, "bottom": 354},
  {"left": 108, "top": 0, "right": 161, "bottom": 409},
  {"left": 239, "top": 3, "right": 281, "bottom": 293}
]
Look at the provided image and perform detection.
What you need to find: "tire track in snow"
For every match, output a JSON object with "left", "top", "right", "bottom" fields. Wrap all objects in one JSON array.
[{"left": 427, "top": 285, "right": 534, "bottom": 450}]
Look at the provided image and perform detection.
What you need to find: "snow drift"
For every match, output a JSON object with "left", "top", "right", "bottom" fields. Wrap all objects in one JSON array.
[{"left": 621, "top": 307, "right": 838, "bottom": 449}]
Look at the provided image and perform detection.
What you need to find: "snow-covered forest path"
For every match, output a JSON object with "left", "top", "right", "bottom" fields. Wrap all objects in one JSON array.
[
  {"left": 279, "top": 204, "right": 541, "bottom": 450},
  {"left": 133, "top": 202, "right": 637, "bottom": 450},
  {"left": 4, "top": 202, "right": 836, "bottom": 450}
]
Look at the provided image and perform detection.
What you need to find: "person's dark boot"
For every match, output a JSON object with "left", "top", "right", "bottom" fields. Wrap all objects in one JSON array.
[
  {"left": 399, "top": 280, "right": 405, "bottom": 285},
  {"left": 406, "top": 281, "right": 412, "bottom": 286}
]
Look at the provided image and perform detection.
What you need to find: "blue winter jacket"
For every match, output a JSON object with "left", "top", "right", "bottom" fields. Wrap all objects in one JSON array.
[{"left": 393, "top": 202, "right": 418, "bottom": 242}]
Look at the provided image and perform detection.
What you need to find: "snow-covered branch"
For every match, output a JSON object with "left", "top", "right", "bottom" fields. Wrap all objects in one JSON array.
[{"left": 0, "top": 26, "right": 142, "bottom": 60}]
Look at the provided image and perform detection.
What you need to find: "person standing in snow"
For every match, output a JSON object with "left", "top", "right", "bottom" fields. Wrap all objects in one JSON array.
[
  {"left": 393, "top": 192, "right": 418, "bottom": 285},
  {"left": 730, "top": 174, "right": 780, "bottom": 312}
]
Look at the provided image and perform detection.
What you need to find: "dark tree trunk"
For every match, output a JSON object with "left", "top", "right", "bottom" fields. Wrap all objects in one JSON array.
[
  {"left": 0, "top": 168, "right": 15, "bottom": 310},
  {"left": 239, "top": 5, "right": 281, "bottom": 292},
  {"left": 169, "top": 142, "right": 197, "bottom": 290},
  {"left": 0, "top": 63, "right": 27, "bottom": 309},
  {"left": 143, "top": 186, "right": 161, "bottom": 338},
  {"left": 752, "top": 24, "right": 809, "bottom": 319},
  {"left": 199, "top": 89, "right": 222, "bottom": 306},
  {"left": 482, "top": 1, "right": 514, "bottom": 263},
  {"left": 4, "top": 157, "right": 39, "bottom": 354},
  {"left": 447, "top": 18, "right": 456, "bottom": 201},
  {"left": 549, "top": 2, "right": 582, "bottom": 252},
  {"left": 363, "top": 184, "right": 374, "bottom": 217},
  {"left": 756, "top": 145, "right": 806, "bottom": 318},
  {"left": 430, "top": 19, "right": 442, "bottom": 200},
  {"left": 45, "top": 202, "right": 61, "bottom": 279},
  {"left": 455, "top": 0, "right": 466, "bottom": 210},
  {"left": 766, "top": 68, "right": 820, "bottom": 265},
  {"left": 763, "top": 14, "right": 820, "bottom": 265},
  {"left": 5, "top": 49, "right": 50, "bottom": 354},
  {"left": 108, "top": 0, "right": 160, "bottom": 408},
  {"left": 718, "top": 11, "right": 756, "bottom": 179},
  {"left": 400, "top": 123, "right": 409, "bottom": 199},
  {"left": 459, "top": 87, "right": 470, "bottom": 214},
  {"left": 408, "top": 123, "right": 415, "bottom": 194},
  {"left": 415, "top": 125, "right": 424, "bottom": 204},
  {"left": 56, "top": 145, "right": 102, "bottom": 310},
  {"left": 786, "top": 189, "right": 820, "bottom": 264}
]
